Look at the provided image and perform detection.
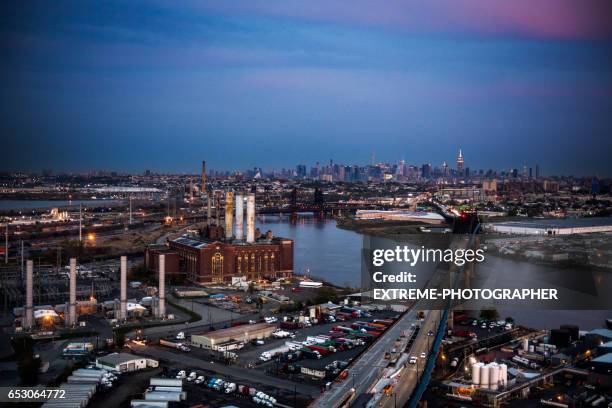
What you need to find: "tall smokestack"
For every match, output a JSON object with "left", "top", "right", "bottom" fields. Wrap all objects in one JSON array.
[
  {"left": 207, "top": 190, "right": 212, "bottom": 227},
  {"left": 24, "top": 259, "right": 33, "bottom": 329},
  {"left": 119, "top": 256, "right": 127, "bottom": 320},
  {"left": 69, "top": 258, "right": 77, "bottom": 326},
  {"left": 215, "top": 191, "right": 221, "bottom": 227},
  {"left": 235, "top": 194, "right": 244, "bottom": 240},
  {"left": 201, "top": 161, "right": 206, "bottom": 193},
  {"left": 158, "top": 254, "right": 166, "bottom": 318},
  {"left": 246, "top": 193, "right": 255, "bottom": 243},
  {"left": 225, "top": 191, "right": 234, "bottom": 240}
]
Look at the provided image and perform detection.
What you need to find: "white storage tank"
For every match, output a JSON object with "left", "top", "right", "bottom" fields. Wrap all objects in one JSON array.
[
  {"left": 523, "top": 338, "right": 529, "bottom": 351},
  {"left": 489, "top": 363, "right": 500, "bottom": 391},
  {"left": 472, "top": 362, "right": 483, "bottom": 385},
  {"left": 480, "top": 364, "right": 490, "bottom": 388},
  {"left": 529, "top": 345, "right": 535, "bottom": 353},
  {"left": 499, "top": 364, "right": 508, "bottom": 387}
]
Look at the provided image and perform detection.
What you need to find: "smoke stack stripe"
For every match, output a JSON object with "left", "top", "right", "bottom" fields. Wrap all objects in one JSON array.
[
  {"left": 120, "top": 256, "right": 127, "bottom": 320},
  {"left": 235, "top": 194, "right": 244, "bottom": 240},
  {"left": 25, "top": 260, "right": 33, "bottom": 329},
  {"left": 225, "top": 191, "right": 234, "bottom": 239},
  {"left": 246, "top": 193, "right": 255, "bottom": 243},
  {"left": 69, "top": 258, "right": 77, "bottom": 326},
  {"left": 158, "top": 254, "right": 166, "bottom": 318},
  {"left": 206, "top": 190, "right": 212, "bottom": 227}
]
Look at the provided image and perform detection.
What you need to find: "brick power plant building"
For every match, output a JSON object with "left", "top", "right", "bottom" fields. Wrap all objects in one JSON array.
[{"left": 146, "top": 193, "right": 293, "bottom": 284}]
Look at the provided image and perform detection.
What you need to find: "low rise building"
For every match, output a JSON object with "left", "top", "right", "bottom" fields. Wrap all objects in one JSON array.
[
  {"left": 191, "top": 323, "right": 276, "bottom": 350},
  {"left": 96, "top": 352, "right": 158, "bottom": 372}
]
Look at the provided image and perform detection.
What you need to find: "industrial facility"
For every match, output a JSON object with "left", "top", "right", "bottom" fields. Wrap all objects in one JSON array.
[
  {"left": 486, "top": 217, "right": 612, "bottom": 235},
  {"left": 146, "top": 192, "right": 293, "bottom": 284},
  {"left": 14, "top": 252, "right": 170, "bottom": 333},
  {"left": 190, "top": 322, "right": 277, "bottom": 350}
]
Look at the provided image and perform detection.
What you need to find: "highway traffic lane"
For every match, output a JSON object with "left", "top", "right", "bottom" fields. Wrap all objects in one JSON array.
[
  {"left": 382, "top": 310, "right": 441, "bottom": 408},
  {"left": 312, "top": 309, "right": 418, "bottom": 408}
]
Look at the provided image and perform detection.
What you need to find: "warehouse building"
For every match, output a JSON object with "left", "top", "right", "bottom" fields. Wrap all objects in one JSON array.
[
  {"left": 96, "top": 352, "right": 158, "bottom": 372},
  {"left": 486, "top": 217, "right": 612, "bottom": 235},
  {"left": 191, "top": 323, "right": 276, "bottom": 350}
]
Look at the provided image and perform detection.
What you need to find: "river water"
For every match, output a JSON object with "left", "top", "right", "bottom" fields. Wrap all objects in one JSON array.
[{"left": 257, "top": 213, "right": 610, "bottom": 330}]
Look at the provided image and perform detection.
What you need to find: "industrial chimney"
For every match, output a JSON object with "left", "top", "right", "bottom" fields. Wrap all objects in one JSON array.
[
  {"left": 225, "top": 191, "right": 234, "bottom": 240},
  {"left": 69, "top": 258, "right": 77, "bottom": 326},
  {"left": 24, "top": 260, "right": 33, "bottom": 329},
  {"left": 201, "top": 161, "right": 206, "bottom": 193},
  {"left": 119, "top": 256, "right": 127, "bottom": 320},
  {"left": 246, "top": 193, "right": 255, "bottom": 243},
  {"left": 207, "top": 190, "right": 212, "bottom": 227},
  {"left": 235, "top": 194, "right": 244, "bottom": 240},
  {"left": 215, "top": 190, "right": 221, "bottom": 227},
  {"left": 158, "top": 254, "right": 166, "bottom": 318}
]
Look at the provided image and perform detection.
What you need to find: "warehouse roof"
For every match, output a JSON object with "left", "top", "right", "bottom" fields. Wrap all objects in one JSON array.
[
  {"left": 491, "top": 217, "right": 612, "bottom": 230},
  {"left": 592, "top": 353, "right": 612, "bottom": 364},
  {"left": 193, "top": 323, "right": 275, "bottom": 340},
  {"left": 97, "top": 352, "right": 143, "bottom": 366}
]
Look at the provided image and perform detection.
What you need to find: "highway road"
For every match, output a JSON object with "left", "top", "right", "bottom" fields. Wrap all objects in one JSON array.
[
  {"left": 312, "top": 308, "right": 419, "bottom": 408},
  {"left": 381, "top": 309, "right": 442, "bottom": 408}
]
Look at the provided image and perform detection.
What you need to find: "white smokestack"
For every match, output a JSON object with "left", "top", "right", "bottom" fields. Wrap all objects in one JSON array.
[
  {"left": 158, "top": 254, "right": 166, "bottom": 318},
  {"left": 69, "top": 258, "right": 77, "bottom": 326},
  {"left": 225, "top": 191, "right": 234, "bottom": 240},
  {"left": 246, "top": 193, "right": 255, "bottom": 243},
  {"left": 120, "top": 256, "right": 127, "bottom": 320},
  {"left": 24, "top": 260, "right": 33, "bottom": 329},
  {"left": 235, "top": 194, "right": 244, "bottom": 240}
]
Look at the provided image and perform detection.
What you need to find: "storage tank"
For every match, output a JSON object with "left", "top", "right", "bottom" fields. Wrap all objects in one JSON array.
[
  {"left": 529, "top": 345, "right": 535, "bottom": 353},
  {"left": 522, "top": 338, "right": 529, "bottom": 351},
  {"left": 480, "top": 364, "right": 490, "bottom": 388},
  {"left": 499, "top": 364, "right": 508, "bottom": 387},
  {"left": 489, "top": 364, "right": 499, "bottom": 391},
  {"left": 472, "top": 362, "right": 482, "bottom": 385}
]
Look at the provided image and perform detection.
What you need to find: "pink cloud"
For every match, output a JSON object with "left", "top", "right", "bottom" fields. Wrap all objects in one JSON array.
[{"left": 186, "top": 0, "right": 612, "bottom": 40}]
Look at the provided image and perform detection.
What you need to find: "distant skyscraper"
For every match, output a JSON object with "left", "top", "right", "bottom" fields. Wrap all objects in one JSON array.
[
  {"left": 421, "top": 163, "right": 432, "bottom": 179},
  {"left": 535, "top": 165, "right": 540, "bottom": 179},
  {"left": 456, "top": 149, "right": 464, "bottom": 174},
  {"left": 296, "top": 164, "right": 306, "bottom": 179},
  {"left": 529, "top": 167, "right": 533, "bottom": 178}
]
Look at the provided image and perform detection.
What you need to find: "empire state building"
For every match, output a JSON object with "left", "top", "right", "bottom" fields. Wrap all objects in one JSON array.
[{"left": 456, "top": 149, "right": 464, "bottom": 174}]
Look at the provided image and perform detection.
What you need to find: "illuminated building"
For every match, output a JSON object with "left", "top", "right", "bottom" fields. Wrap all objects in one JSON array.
[{"left": 146, "top": 193, "right": 293, "bottom": 284}]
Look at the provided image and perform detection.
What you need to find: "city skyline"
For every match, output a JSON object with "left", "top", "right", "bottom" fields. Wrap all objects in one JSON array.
[{"left": 1, "top": 1, "right": 612, "bottom": 175}]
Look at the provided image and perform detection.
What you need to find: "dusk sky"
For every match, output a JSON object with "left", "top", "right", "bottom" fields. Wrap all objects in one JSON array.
[{"left": 1, "top": 1, "right": 612, "bottom": 175}]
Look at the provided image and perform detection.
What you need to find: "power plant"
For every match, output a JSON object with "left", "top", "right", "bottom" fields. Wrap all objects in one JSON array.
[
  {"left": 146, "top": 191, "right": 293, "bottom": 285},
  {"left": 14, "top": 252, "right": 170, "bottom": 333}
]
